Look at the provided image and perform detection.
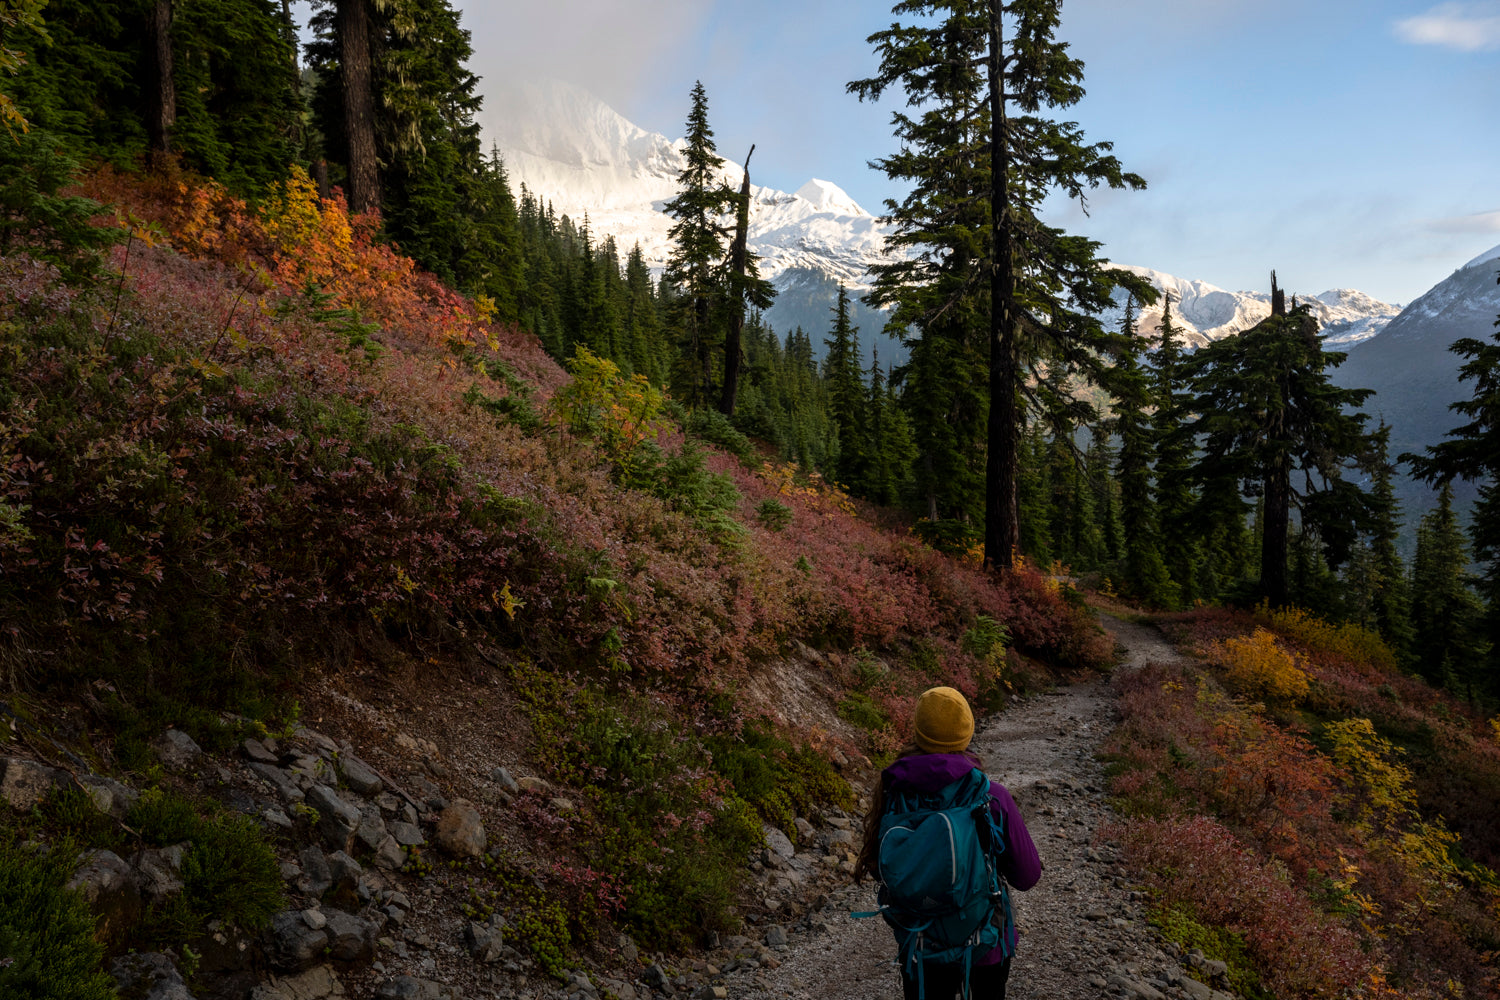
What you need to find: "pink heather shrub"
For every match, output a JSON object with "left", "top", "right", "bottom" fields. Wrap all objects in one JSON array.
[{"left": 1117, "top": 815, "right": 1374, "bottom": 999}]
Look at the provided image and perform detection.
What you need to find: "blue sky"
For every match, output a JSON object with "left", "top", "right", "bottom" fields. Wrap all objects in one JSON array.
[{"left": 295, "top": 0, "right": 1499, "bottom": 305}]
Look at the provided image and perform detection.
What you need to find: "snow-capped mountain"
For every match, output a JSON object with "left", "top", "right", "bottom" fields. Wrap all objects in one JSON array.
[
  {"left": 478, "top": 78, "right": 887, "bottom": 288},
  {"left": 480, "top": 79, "right": 1399, "bottom": 350},
  {"left": 1102, "top": 266, "right": 1401, "bottom": 350}
]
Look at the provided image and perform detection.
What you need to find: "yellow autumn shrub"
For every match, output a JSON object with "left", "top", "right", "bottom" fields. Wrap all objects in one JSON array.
[
  {"left": 1217, "top": 627, "right": 1310, "bottom": 703},
  {"left": 1263, "top": 604, "right": 1397, "bottom": 673}
]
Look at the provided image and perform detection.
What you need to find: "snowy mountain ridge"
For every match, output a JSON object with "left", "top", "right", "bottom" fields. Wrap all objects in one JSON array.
[{"left": 480, "top": 78, "right": 1400, "bottom": 346}]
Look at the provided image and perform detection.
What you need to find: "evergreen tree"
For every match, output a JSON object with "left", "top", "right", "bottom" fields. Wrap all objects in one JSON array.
[
  {"left": 1151, "top": 296, "right": 1199, "bottom": 603},
  {"left": 861, "top": 350, "right": 916, "bottom": 505},
  {"left": 1105, "top": 297, "right": 1174, "bottom": 603},
  {"left": 1364, "top": 424, "right": 1414, "bottom": 657},
  {"left": 850, "top": 0, "right": 1149, "bottom": 569},
  {"left": 823, "top": 284, "right": 866, "bottom": 490},
  {"left": 10, "top": 0, "right": 300, "bottom": 191},
  {"left": 1409, "top": 485, "right": 1487, "bottom": 696},
  {"left": 1406, "top": 284, "right": 1500, "bottom": 696},
  {"left": 1179, "top": 276, "right": 1378, "bottom": 607},
  {"left": 662, "top": 81, "right": 735, "bottom": 408}
]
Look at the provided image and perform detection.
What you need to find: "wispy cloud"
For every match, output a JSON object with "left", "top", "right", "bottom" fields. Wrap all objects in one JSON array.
[
  {"left": 1394, "top": 2, "right": 1500, "bottom": 51},
  {"left": 1425, "top": 209, "right": 1500, "bottom": 234}
]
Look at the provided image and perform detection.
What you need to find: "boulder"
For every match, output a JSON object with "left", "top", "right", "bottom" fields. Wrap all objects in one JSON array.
[
  {"left": 262, "top": 963, "right": 347, "bottom": 1000},
  {"left": 323, "top": 909, "right": 378, "bottom": 964},
  {"left": 80, "top": 774, "right": 137, "bottom": 820},
  {"left": 109, "top": 952, "right": 196, "bottom": 1000},
  {"left": 489, "top": 766, "right": 519, "bottom": 794},
  {"left": 306, "top": 784, "right": 361, "bottom": 853},
  {"left": 129, "top": 846, "right": 185, "bottom": 904},
  {"left": 515, "top": 775, "right": 549, "bottom": 794},
  {"left": 389, "top": 820, "right": 424, "bottom": 848},
  {"left": 152, "top": 730, "right": 202, "bottom": 771},
  {"left": 265, "top": 910, "right": 330, "bottom": 973},
  {"left": 761, "top": 825, "right": 796, "bottom": 860},
  {"left": 338, "top": 754, "right": 383, "bottom": 796},
  {"left": 67, "top": 849, "right": 141, "bottom": 944},
  {"left": 0, "top": 757, "right": 56, "bottom": 811},
  {"left": 434, "top": 800, "right": 486, "bottom": 858}
]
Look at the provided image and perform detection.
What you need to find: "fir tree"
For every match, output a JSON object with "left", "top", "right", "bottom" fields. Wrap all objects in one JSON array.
[
  {"left": 1406, "top": 280, "right": 1500, "bottom": 696},
  {"left": 823, "top": 283, "right": 866, "bottom": 490},
  {"left": 1364, "top": 424, "right": 1413, "bottom": 657},
  {"left": 719, "top": 144, "right": 776, "bottom": 416},
  {"left": 850, "top": 0, "right": 1149, "bottom": 569},
  {"left": 1180, "top": 276, "right": 1378, "bottom": 607},
  {"left": 1105, "top": 297, "right": 1173, "bottom": 603},
  {"left": 662, "top": 81, "right": 735, "bottom": 408},
  {"left": 1410, "top": 484, "right": 1487, "bottom": 696},
  {"left": 1151, "top": 296, "right": 1199, "bottom": 602}
]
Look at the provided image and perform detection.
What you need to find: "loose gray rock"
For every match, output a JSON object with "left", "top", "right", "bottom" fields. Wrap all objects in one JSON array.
[
  {"left": 375, "top": 976, "right": 463, "bottom": 1000},
  {"left": 374, "top": 792, "right": 401, "bottom": 814},
  {"left": 464, "top": 913, "right": 505, "bottom": 963},
  {"left": 306, "top": 783, "right": 361, "bottom": 852},
  {"left": 299, "top": 845, "right": 333, "bottom": 896},
  {"left": 763, "top": 925, "right": 789, "bottom": 947},
  {"left": 1108, "top": 974, "right": 1166, "bottom": 1000},
  {"left": 390, "top": 820, "right": 425, "bottom": 847},
  {"left": 302, "top": 908, "right": 328, "bottom": 930},
  {"left": 243, "top": 738, "right": 279, "bottom": 764},
  {"left": 327, "top": 850, "right": 363, "bottom": 885},
  {"left": 265, "top": 910, "right": 331, "bottom": 972},
  {"left": 434, "top": 800, "right": 486, "bottom": 858},
  {"left": 338, "top": 754, "right": 383, "bottom": 796},
  {"left": 618, "top": 932, "right": 639, "bottom": 964},
  {"left": 793, "top": 817, "right": 815, "bottom": 841},
  {"left": 259, "top": 963, "right": 343, "bottom": 1000},
  {"left": 0, "top": 757, "right": 55, "bottom": 811},
  {"left": 762, "top": 825, "right": 795, "bottom": 860},
  {"left": 323, "top": 909, "right": 379, "bottom": 964},
  {"left": 372, "top": 835, "right": 405, "bottom": 871},
  {"left": 515, "top": 775, "right": 550, "bottom": 794},
  {"left": 110, "top": 952, "right": 196, "bottom": 1000},
  {"left": 153, "top": 730, "right": 202, "bottom": 770},
  {"left": 250, "top": 762, "right": 306, "bottom": 804},
  {"left": 489, "top": 766, "right": 519, "bottom": 793},
  {"left": 355, "top": 806, "right": 388, "bottom": 852},
  {"left": 80, "top": 774, "right": 137, "bottom": 820}
]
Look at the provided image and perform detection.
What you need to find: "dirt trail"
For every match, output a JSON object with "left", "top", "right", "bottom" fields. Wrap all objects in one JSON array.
[{"left": 727, "top": 613, "right": 1221, "bottom": 1000}]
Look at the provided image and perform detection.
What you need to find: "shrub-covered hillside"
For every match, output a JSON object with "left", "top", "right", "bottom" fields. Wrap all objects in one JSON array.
[{"left": 0, "top": 162, "right": 1111, "bottom": 993}]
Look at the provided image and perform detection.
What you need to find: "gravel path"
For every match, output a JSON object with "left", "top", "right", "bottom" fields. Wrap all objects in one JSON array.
[{"left": 724, "top": 614, "right": 1233, "bottom": 1000}]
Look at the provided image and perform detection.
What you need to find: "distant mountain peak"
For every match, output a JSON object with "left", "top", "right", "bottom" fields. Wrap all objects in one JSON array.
[
  {"left": 793, "top": 178, "right": 869, "bottom": 217},
  {"left": 1462, "top": 241, "right": 1500, "bottom": 272}
]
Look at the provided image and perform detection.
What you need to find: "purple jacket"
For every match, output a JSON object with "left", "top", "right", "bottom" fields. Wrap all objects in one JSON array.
[{"left": 882, "top": 753, "right": 1042, "bottom": 962}]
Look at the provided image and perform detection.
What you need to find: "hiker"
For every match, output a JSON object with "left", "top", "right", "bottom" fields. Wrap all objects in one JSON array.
[{"left": 854, "top": 686, "right": 1041, "bottom": 1000}]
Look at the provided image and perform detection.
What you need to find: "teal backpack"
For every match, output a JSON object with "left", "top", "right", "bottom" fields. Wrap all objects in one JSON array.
[{"left": 856, "top": 768, "right": 1014, "bottom": 999}]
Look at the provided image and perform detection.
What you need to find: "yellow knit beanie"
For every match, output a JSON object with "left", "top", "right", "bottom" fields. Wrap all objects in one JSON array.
[{"left": 912, "top": 686, "right": 974, "bottom": 754}]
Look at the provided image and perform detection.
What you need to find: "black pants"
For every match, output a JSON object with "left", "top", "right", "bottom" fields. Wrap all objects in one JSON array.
[{"left": 901, "top": 957, "right": 1011, "bottom": 1000}]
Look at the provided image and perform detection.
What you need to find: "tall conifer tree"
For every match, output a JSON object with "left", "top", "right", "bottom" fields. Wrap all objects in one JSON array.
[
  {"left": 662, "top": 81, "right": 735, "bottom": 407},
  {"left": 850, "top": 0, "right": 1148, "bottom": 569}
]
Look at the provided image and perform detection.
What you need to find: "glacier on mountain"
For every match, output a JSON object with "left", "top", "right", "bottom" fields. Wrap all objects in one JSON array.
[{"left": 480, "top": 77, "right": 1400, "bottom": 347}]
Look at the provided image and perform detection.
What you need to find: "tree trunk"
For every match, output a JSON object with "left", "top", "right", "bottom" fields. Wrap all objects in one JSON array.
[
  {"left": 719, "top": 146, "right": 755, "bottom": 416},
  {"left": 1260, "top": 452, "right": 1291, "bottom": 607},
  {"left": 984, "top": 2, "right": 1020, "bottom": 572},
  {"left": 145, "top": 0, "right": 175, "bottom": 160},
  {"left": 338, "top": 0, "right": 380, "bottom": 214}
]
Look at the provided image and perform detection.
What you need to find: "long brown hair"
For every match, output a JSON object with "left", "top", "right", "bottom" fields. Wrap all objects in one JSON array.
[{"left": 853, "top": 744, "right": 986, "bottom": 882}]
